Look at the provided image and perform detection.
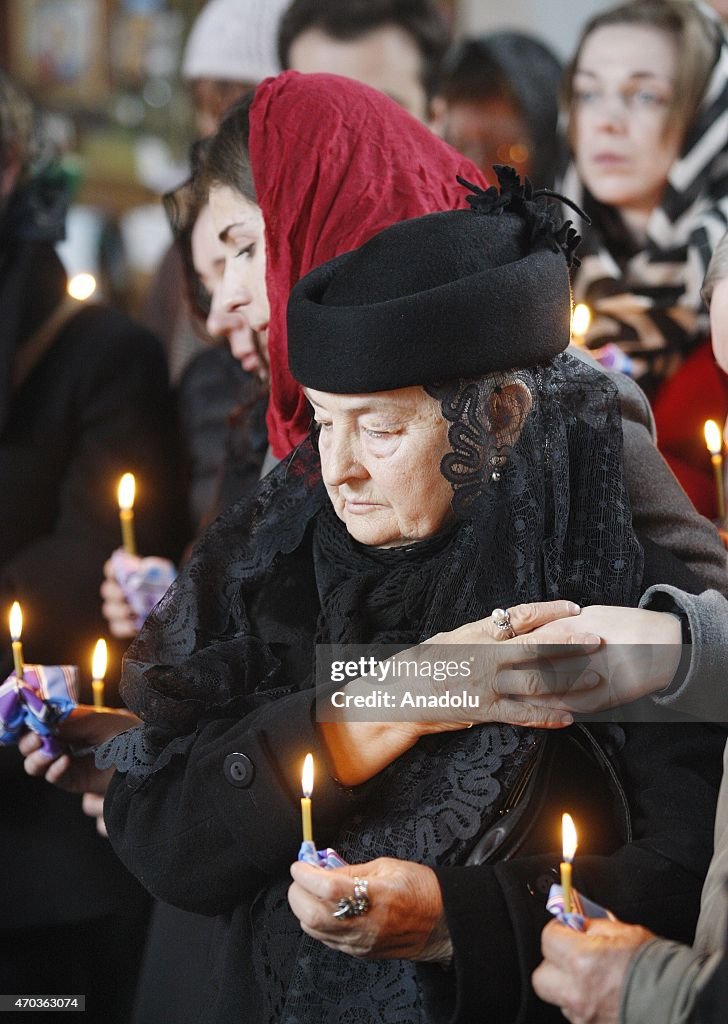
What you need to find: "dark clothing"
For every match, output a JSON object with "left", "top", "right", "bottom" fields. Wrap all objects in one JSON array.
[
  {"left": 104, "top": 478, "right": 723, "bottom": 1023},
  {"left": 102, "top": 353, "right": 720, "bottom": 1023},
  {"left": 177, "top": 345, "right": 268, "bottom": 533}
]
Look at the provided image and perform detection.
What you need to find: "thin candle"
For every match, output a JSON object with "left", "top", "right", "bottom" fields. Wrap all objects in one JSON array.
[
  {"left": 9, "top": 602, "right": 24, "bottom": 680},
  {"left": 91, "top": 638, "right": 107, "bottom": 709},
  {"left": 301, "top": 753, "right": 314, "bottom": 844},
  {"left": 570, "top": 303, "right": 591, "bottom": 347},
  {"left": 561, "top": 813, "right": 577, "bottom": 915},
  {"left": 704, "top": 420, "right": 725, "bottom": 523},
  {"left": 117, "top": 473, "right": 137, "bottom": 555}
]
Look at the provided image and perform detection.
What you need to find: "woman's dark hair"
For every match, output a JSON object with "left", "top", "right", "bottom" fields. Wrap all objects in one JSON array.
[
  {"left": 437, "top": 33, "right": 563, "bottom": 188},
  {"left": 562, "top": 0, "right": 719, "bottom": 146},
  {"left": 164, "top": 93, "right": 257, "bottom": 323},
  {"left": 202, "top": 92, "right": 257, "bottom": 204},
  {"left": 163, "top": 136, "right": 215, "bottom": 321},
  {"left": 277, "top": 0, "right": 451, "bottom": 101}
]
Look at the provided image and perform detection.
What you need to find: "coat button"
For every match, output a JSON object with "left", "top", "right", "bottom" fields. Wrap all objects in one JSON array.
[
  {"left": 527, "top": 870, "right": 558, "bottom": 897},
  {"left": 224, "top": 753, "right": 255, "bottom": 788}
]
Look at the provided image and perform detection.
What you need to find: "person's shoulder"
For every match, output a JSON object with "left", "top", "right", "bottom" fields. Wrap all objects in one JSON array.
[
  {"left": 65, "top": 303, "right": 164, "bottom": 353},
  {"left": 567, "top": 344, "right": 655, "bottom": 435},
  {"left": 57, "top": 303, "right": 167, "bottom": 378}
]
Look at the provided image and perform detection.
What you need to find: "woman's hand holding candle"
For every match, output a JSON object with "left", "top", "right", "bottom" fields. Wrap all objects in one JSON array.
[{"left": 20, "top": 705, "right": 141, "bottom": 794}]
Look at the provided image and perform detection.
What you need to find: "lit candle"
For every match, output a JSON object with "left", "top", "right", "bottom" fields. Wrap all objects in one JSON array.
[
  {"left": 9, "top": 601, "right": 24, "bottom": 680},
  {"left": 561, "top": 813, "right": 577, "bottom": 915},
  {"left": 704, "top": 420, "right": 726, "bottom": 524},
  {"left": 117, "top": 473, "right": 137, "bottom": 555},
  {"left": 570, "top": 303, "right": 591, "bottom": 347},
  {"left": 67, "top": 272, "right": 97, "bottom": 302},
  {"left": 301, "top": 753, "right": 314, "bottom": 844},
  {"left": 91, "top": 638, "right": 107, "bottom": 709}
]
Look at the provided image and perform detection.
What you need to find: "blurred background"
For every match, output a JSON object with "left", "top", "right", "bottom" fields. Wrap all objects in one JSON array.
[{"left": 0, "top": 0, "right": 610, "bottom": 315}]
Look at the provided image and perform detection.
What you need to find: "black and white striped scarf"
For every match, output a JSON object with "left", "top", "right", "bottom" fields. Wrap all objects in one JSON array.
[{"left": 560, "top": 7, "right": 728, "bottom": 397}]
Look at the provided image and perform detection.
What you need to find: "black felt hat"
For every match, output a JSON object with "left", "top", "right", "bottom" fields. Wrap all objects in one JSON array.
[{"left": 287, "top": 168, "right": 582, "bottom": 393}]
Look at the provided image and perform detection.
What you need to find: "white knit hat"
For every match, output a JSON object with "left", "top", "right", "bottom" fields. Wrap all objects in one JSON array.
[{"left": 182, "top": 0, "right": 289, "bottom": 83}]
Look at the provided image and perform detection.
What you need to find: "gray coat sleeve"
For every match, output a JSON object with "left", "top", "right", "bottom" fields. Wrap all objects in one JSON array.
[
  {"left": 621, "top": 939, "right": 719, "bottom": 1024},
  {"left": 624, "top": 421, "right": 728, "bottom": 595},
  {"left": 621, "top": 742, "right": 728, "bottom": 1024},
  {"left": 639, "top": 586, "right": 728, "bottom": 719},
  {"left": 569, "top": 348, "right": 728, "bottom": 595}
]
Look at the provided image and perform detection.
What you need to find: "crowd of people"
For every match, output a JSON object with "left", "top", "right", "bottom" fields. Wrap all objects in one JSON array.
[{"left": 3, "top": 1, "right": 728, "bottom": 1022}]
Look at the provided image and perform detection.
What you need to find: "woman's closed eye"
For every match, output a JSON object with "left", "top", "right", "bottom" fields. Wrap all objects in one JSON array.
[{"left": 235, "top": 243, "right": 256, "bottom": 259}]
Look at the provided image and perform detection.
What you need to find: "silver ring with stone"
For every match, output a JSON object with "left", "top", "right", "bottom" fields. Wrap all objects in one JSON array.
[
  {"left": 332, "top": 877, "right": 370, "bottom": 919},
  {"left": 491, "top": 607, "right": 517, "bottom": 640}
]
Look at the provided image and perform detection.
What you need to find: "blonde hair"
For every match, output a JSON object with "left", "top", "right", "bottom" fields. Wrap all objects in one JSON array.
[{"left": 562, "top": 0, "right": 719, "bottom": 146}]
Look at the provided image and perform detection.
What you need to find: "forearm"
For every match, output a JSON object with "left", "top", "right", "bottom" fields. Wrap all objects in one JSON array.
[{"left": 104, "top": 690, "right": 361, "bottom": 914}]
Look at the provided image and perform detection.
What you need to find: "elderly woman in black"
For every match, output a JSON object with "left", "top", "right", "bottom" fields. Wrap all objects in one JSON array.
[{"left": 96, "top": 172, "right": 722, "bottom": 1024}]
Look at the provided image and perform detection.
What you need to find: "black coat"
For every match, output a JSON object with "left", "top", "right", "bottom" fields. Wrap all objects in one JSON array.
[
  {"left": 0, "top": 301, "right": 182, "bottom": 931},
  {"left": 105, "top": 524, "right": 724, "bottom": 1024}
]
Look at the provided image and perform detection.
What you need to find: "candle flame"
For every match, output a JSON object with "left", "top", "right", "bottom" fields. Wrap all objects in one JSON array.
[
  {"left": 92, "top": 638, "right": 108, "bottom": 681},
  {"left": 562, "top": 812, "right": 577, "bottom": 861},
  {"left": 118, "top": 473, "right": 136, "bottom": 511},
  {"left": 9, "top": 601, "right": 22, "bottom": 641},
  {"left": 301, "top": 753, "right": 314, "bottom": 798},
  {"left": 67, "top": 272, "right": 97, "bottom": 302},
  {"left": 704, "top": 420, "right": 723, "bottom": 456},
  {"left": 571, "top": 303, "right": 592, "bottom": 338}
]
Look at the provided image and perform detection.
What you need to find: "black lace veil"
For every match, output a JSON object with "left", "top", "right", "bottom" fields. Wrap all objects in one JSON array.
[{"left": 427, "top": 351, "right": 643, "bottom": 612}]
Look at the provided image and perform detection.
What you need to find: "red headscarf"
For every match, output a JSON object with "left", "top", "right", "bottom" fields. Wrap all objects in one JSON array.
[{"left": 249, "top": 71, "right": 488, "bottom": 458}]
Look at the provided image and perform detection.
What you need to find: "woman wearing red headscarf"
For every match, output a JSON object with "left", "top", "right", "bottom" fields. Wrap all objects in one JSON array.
[{"left": 206, "top": 70, "right": 489, "bottom": 460}]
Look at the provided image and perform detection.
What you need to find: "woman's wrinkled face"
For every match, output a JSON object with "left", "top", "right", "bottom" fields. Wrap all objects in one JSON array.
[
  {"left": 306, "top": 386, "right": 454, "bottom": 547},
  {"left": 571, "top": 24, "right": 682, "bottom": 221},
  {"left": 191, "top": 204, "right": 269, "bottom": 381},
  {"left": 208, "top": 185, "right": 271, "bottom": 368}
]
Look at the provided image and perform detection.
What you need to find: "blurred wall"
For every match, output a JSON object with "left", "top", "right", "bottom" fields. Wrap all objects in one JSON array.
[{"left": 456, "top": 0, "right": 611, "bottom": 58}]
